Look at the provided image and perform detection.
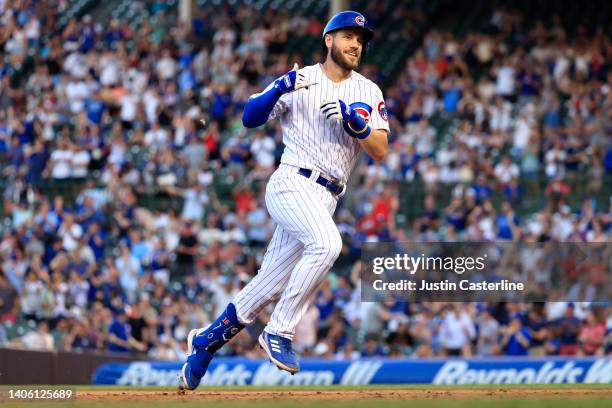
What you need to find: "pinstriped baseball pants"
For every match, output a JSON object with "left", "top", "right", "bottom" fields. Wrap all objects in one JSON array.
[{"left": 233, "top": 163, "right": 342, "bottom": 340}]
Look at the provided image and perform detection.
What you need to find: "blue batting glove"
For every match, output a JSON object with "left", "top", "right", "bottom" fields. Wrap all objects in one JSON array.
[
  {"left": 320, "top": 99, "right": 372, "bottom": 139},
  {"left": 274, "top": 63, "right": 316, "bottom": 94}
]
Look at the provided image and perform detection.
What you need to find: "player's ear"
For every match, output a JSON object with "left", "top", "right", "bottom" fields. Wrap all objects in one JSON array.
[{"left": 324, "top": 33, "right": 333, "bottom": 50}]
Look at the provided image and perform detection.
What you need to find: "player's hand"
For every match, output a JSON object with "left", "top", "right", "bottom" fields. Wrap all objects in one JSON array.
[
  {"left": 320, "top": 99, "right": 371, "bottom": 139},
  {"left": 274, "top": 63, "right": 316, "bottom": 94},
  {"left": 320, "top": 99, "right": 355, "bottom": 122}
]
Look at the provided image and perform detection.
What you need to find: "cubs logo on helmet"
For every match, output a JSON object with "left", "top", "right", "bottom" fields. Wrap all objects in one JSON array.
[
  {"left": 322, "top": 11, "right": 374, "bottom": 45},
  {"left": 344, "top": 102, "right": 372, "bottom": 133}
]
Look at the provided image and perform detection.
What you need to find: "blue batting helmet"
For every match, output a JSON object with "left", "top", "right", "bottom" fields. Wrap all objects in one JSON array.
[{"left": 322, "top": 11, "right": 374, "bottom": 48}]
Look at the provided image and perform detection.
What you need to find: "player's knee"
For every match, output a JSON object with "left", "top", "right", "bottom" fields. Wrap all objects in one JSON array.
[
  {"left": 317, "top": 231, "right": 343, "bottom": 263},
  {"left": 329, "top": 231, "right": 343, "bottom": 260},
  {"left": 236, "top": 310, "right": 253, "bottom": 325},
  {"left": 305, "top": 230, "right": 343, "bottom": 267}
]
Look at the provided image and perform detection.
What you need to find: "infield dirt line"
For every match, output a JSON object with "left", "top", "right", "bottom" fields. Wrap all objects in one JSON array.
[{"left": 76, "top": 389, "right": 612, "bottom": 401}]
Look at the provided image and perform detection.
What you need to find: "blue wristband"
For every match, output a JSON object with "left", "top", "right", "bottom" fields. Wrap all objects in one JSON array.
[
  {"left": 344, "top": 115, "right": 371, "bottom": 139},
  {"left": 350, "top": 120, "right": 371, "bottom": 139}
]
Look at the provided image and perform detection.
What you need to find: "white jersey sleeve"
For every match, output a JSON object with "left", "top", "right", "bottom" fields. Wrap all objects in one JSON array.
[{"left": 365, "top": 87, "right": 390, "bottom": 133}]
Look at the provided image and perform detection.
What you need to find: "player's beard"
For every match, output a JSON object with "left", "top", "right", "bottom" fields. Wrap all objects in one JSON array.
[{"left": 330, "top": 44, "right": 360, "bottom": 71}]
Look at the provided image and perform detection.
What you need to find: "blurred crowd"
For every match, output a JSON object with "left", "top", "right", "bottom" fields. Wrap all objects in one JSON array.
[
  {"left": 0, "top": 1, "right": 610, "bottom": 359},
  {"left": 352, "top": 6, "right": 612, "bottom": 243}
]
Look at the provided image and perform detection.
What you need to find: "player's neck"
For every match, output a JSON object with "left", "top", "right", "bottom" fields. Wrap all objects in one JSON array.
[{"left": 320, "top": 60, "right": 352, "bottom": 84}]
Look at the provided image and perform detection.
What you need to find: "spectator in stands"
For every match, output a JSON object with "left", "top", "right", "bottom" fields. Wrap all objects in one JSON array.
[
  {"left": 578, "top": 310, "right": 606, "bottom": 356},
  {"left": 361, "top": 333, "right": 386, "bottom": 357},
  {"left": 476, "top": 308, "right": 500, "bottom": 356},
  {"left": 439, "top": 304, "right": 475, "bottom": 357},
  {"left": 554, "top": 304, "right": 581, "bottom": 356},
  {"left": 149, "top": 333, "right": 182, "bottom": 361},
  {"left": 414, "top": 194, "right": 441, "bottom": 236},
  {"left": 0, "top": 272, "right": 18, "bottom": 321},
  {"left": 496, "top": 201, "right": 520, "bottom": 240},
  {"left": 46, "top": 137, "right": 72, "bottom": 181},
  {"left": 107, "top": 308, "right": 145, "bottom": 353},
  {"left": 175, "top": 221, "right": 198, "bottom": 277},
  {"left": 494, "top": 156, "right": 520, "bottom": 186},
  {"left": 525, "top": 304, "right": 549, "bottom": 356},
  {"left": 471, "top": 175, "right": 493, "bottom": 204},
  {"left": 64, "top": 319, "right": 99, "bottom": 351},
  {"left": 11, "top": 321, "right": 54, "bottom": 351},
  {"left": 500, "top": 316, "right": 531, "bottom": 356}
]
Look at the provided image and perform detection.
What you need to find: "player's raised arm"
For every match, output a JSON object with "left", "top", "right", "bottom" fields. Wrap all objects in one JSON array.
[{"left": 242, "top": 63, "right": 316, "bottom": 128}]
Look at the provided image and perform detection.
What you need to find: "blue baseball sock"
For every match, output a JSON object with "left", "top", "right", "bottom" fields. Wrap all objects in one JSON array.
[{"left": 193, "top": 303, "right": 245, "bottom": 353}]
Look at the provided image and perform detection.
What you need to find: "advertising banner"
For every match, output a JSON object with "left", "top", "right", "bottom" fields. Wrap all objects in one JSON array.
[{"left": 92, "top": 357, "right": 611, "bottom": 386}]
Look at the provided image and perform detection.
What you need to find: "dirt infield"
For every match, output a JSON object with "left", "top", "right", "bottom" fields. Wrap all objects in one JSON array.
[{"left": 77, "top": 388, "right": 612, "bottom": 402}]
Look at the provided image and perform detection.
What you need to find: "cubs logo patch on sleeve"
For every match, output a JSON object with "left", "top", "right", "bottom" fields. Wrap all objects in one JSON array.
[{"left": 378, "top": 101, "right": 389, "bottom": 121}]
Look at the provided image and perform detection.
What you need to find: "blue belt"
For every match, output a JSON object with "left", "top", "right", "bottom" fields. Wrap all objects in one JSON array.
[{"left": 298, "top": 168, "right": 344, "bottom": 196}]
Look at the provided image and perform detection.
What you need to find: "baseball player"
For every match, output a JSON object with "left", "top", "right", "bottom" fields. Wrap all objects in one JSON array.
[{"left": 180, "top": 10, "right": 389, "bottom": 390}]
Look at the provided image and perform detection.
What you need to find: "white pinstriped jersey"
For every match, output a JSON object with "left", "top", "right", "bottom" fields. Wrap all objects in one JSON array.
[{"left": 268, "top": 63, "right": 390, "bottom": 184}]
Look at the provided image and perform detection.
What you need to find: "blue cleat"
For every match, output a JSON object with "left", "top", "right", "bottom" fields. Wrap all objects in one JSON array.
[
  {"left": 258, "top": 331, "right": 300, "bottom": 374},
  {"left": 179, "top": 304, "right": 245, "bottom": 391},
  {"left": 179, "top": 329, "right": 213, "bottom": 390}
]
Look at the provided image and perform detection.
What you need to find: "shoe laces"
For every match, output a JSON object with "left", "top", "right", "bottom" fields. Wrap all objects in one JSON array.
[{"left": 279, "top": 337, "right": 295, "bottom": 355}]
